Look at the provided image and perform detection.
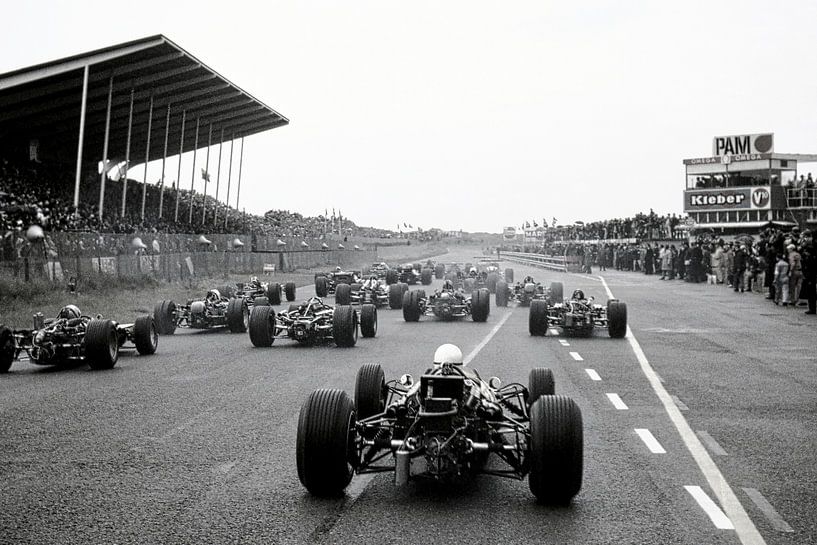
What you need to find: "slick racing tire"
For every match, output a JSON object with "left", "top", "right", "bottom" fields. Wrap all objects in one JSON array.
[
  {"left": 402, "top": 290, "right": 422, "bottom": 322},
  {"left": 528, "top": 367, "right": 555, "bottom": 407},
  {"left": 360, "top": 304, "right": 378, "bottom": 338},
  {"left": 333, "top": 305, "right": 358, "bottom": 347},
  {"left": 249, "top": 305, "right": 276, "bottom": 347},
  {"left": 385, "top": 269, "right": 398, "bottom": 285},
  {"left": 153, "top": 300, "right": 177, "bottom": 335},
  {"left": 529, "top": 300, "right": 549, "bottom": 336},
  {"left": 505, "top": 268, "right": 514, "bottom": 283},
  {"left": 0, "top": 326, "right": 15, "bottom": 373},
  {"left": 420, "top": 268, "right": 433, "bottom": 285},
  {"left": 434, "top": 263, "right": 445, "bottom": 279},
  {"left": 471, "top": 288, "right": 490, "bottom": 322},
  {"left": 388, "top": 283, "right": 404, "bottom": 309},
  {"left": 549, "top": 282, "right": 563, "bottom": 304},
  {"left": 487, "top": 273, "right": 499, "bottom": 294},
  {"left": 335, "top": 283, "right": 352, "bottom": 306},
  {"left": 354, "top": 363, "right": 386, "bottom": 420},
  {"left": 85, "top": 319, "right": 119, "bottom": 370},
  {"left": 134, "top": 315, "right": 158, "bottom": 355},
  {"left": 607, "top": 299, "right": 627, "bottom": 338},
  {"left": 227, "top": 298, "right": 249, "bottom": 333},
  {"left": 297, "top": 389, "right": 357, "bottom": 496},
  {"left": 528, "top": 395, "right": 583, "bottom": 504},
  {"left": 285, "top": 282, "right": 297, "bottom": 302},
  {"left": 254, "top": 296, "right": 270, "bottom": 307},
  {"left": 495, "top": 280, "right": 509, "bottom": 307},
  {"left": 267, "top": 282, "right": 282, "bottom": 306},
  {"left": 315, "top": 276, "right": 328, "bottom": 297}
]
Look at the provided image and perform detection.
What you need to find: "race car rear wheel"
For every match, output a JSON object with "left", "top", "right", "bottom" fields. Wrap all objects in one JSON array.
[
  {"left": 333, "top": 305, "right": 358, "bottom": 347},
  {"left": 388, "top": 283, "right": 404, "bottom": 309},
  {"left": 420, "top": 268, "right": 433, "bottom": 285},
  {"left": 434, "top": 263, "right": 445, "bottom": 279},
  {"left": 528, "top": 395, "right": 583, "bottom": 504},
  {"left": 495, "top": 281, "right": 508, "bottom": 307},
  {"left": 134, "top": 315, "right": 158, "bottom": 355},
  {"left": 529, "top": 300, "right": 549, "bottom": 336},
  {"left": 268, "top": 282, "right": 282, "bottom": 306},
  {"left": 505, "top": 268, "right": 514, "bottom": 283},
  {"left": 315, "top": 276, "right": 328, "bottom": 297},
  {"left": 402, "top": 290, "right": 422, "bottom": 322},
  {"left": 549, "top": 282, "right": 563, "bottom": 304},
  {"left": 153, "top": 300, "right": 177, "bottom": 335},
  {"left": 254, "top": 296, "right": 270, "bottom": 307},
  {"left": 360, "top": 304, "right": 377, "bottom": 338},
  {"left": 471, "top": 288, "right": 490, "bottom": 322},
  {"left": 85, "top": 319, "right": 119, "bottom": 370},
  {"left": 487, "top": 273, "right": 499, "bottom": 293},
  {"left": 297, "top": 389, "right": 356, "bottom": 496},
  {"left": 0, "top": 326, "right": 15, "bottom": 373},
  {"left": 355, "top": 363, "right": 386, "bottom": 419},
  {"left": 335, "top": 283, "right": 352, "bottom": 305},
  {"left": 528, "top": 367, "right": 555, "bottom": 407},
  {"left": 249, "top": 305, "right": 275, "bottom": 347},
  {"left": 385, "top": 269, "right": 398, "bottom": 285},
  {"left": 607, "top": 300, "right": 627, "bottom": 338},
  {"left": 227, "top": 298, "right": 249, "bottom": 333},
  {"left": 285, "top": 282, "right": 297, "bottom": 302}
]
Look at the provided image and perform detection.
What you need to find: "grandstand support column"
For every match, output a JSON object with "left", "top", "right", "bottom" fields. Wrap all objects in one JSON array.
[
  {"left": 188, "top": 117, "right": 200, "bottom": 224},
  {"left": 98, "top": 75, "right": 114, "bottom": 220},
  {"left": 213, "top": 128, "right": 224, "bottom": 226},
  {"left": 174, "top": 109, "right": 186, "bottom": 222},
  {"left": 201, "top": 123, "right": 212, "bottom": 224},
  {"left": 235, "top": 137, "right": 245, "bottom": 215},
  {"left": 72, "top": 65, "right": 90, "bottom": 210},
  {"left": 158, "top": 104, "right": 171, "bottom": 219},
  {"left": 224, "top": 135, "right": 234, "bottom": 230},
  {"left": 121, "top": 88, "right": 134, "bottom": 218},
  {"left": 141, "top": 94, "right": 154, "bottom": 220}
]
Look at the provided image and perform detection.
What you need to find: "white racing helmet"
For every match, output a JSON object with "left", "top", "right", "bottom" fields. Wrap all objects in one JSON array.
[{"left": 433, "top": 343, "right": 463, "bottom": 366}]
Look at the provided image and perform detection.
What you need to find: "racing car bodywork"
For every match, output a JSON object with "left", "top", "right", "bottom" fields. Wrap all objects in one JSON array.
[
  {"left": 315, "top": 270, "right": 361, "bottom": 297},
  {"left": 154, "top": 290, "right": 249, "bottom": 335},
  {"left": 248, "top": 296, "right": 377, "bottom": 347},
  {"left": 529, "top": 291, "right": 627, "bottom": 338},
  {"left": 233, "top": 279, "right": 296, "bottom": 307},
  {"left": 0, "top": 309, "right": 157, "bottom": 372},
  {"left": 402, "top": 287, "right": 490, "bottom": 322},
  {"left": 496, "top": 280, "right": 563, "bottom": 308},
  {"left": 296, "top": 361, "right": 584, "bottom": 503}
]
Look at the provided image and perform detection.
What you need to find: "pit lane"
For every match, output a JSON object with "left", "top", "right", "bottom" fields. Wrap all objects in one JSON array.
[{"left": 0, "top": 248, "right": 813, "bottom": 545}]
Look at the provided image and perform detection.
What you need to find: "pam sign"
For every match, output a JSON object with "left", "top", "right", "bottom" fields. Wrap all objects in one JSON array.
[{"left": 712, "top": 133, "right": 774, "bottom": 156}]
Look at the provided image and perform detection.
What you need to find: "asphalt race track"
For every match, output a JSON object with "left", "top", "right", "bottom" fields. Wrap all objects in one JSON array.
[{"left": 1, "top": 248, "right": 814, "bottom": 545}]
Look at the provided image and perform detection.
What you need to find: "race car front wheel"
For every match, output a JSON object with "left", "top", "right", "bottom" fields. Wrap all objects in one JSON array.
[
  {"left": 134, "top": 315, "right": 158, "bottom": 355},
  {"left": 249, "top": 305, "right": 276, "bottom": 347},
  {"left": 528, "top": 395, "right": 583, "bottom": 504},
  {"left": 360, "top": 304, "right": 377, "bottom": 338},
  {"left": 153, "top": 300, "right": 177, "bottom": 335},
  {"left": 297, "top": 389, "right": 357, "bottom": 496},
  {"left": 355, "top": 363, "right": 386, "bottom": 419},
  {"left": 529, "top": 300, "right": 549, "bottom": 336},
  {"left": 85, "top": 319, "right": 119, "bottom": 370},
  {"left": 527, "top": 368, "right": 555, "bottom": 407}
]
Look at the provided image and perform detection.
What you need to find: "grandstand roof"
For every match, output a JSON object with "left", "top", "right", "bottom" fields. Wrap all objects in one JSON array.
[{"left": 0, "top": 35, "right": 288, "bottom": 164}]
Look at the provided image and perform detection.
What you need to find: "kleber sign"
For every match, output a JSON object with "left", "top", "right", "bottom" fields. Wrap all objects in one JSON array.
[
  {"left": 684, "top": 187, "right": 772, "bottom": 211},
  {"left": 712, "top": 133, "right": 773, "bottom": 156}
]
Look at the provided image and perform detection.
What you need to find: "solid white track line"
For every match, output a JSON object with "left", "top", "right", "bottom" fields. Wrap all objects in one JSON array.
[
  {"left": 741, "top": 488, "right": 794, "bottom": 533},
  {"left": 463, "top": 310, "right": 513, "bottom": 365},
  {"left": 584, "top": 368, "right": 602, "bottom": 381},
  {"left": 606, "top": 393, "right": 628, "bottom": 410},
  {"left": 685, "top": 485, "right": 736, "bottom": 530},
  {"left": 569, "top": 351, "right": 583, "bottom": 361},
  {"left": 635, "top": 428, "right": 666, "bottom": 454},
  {"left": 697, "top": 430, "right": 728, "bottom": 456},
  {"left": 598, "top": 275, "right": 764, "bottom": 544}
]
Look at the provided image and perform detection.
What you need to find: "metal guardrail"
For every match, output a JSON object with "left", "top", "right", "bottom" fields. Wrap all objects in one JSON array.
[{"left": 499, "top": 251, "right": 568, "bottom": 272}]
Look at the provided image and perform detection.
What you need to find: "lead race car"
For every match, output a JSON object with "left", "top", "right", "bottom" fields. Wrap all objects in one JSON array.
[
  {"left": 0, "top": 304, "right": 158, "bottom": 373},
  {"left": 296, "top": 344, "right": 584, "bottom": 503},
  {"left": 402, "top": 280, "right": 490, "bottom": 322},
  {"left": 529, "top": 289, "right": 627, "bottom": 338},
  {"left": 248, "top": 296, "right": 377, "bottom": 347},
  {"left": 231, "top": 276, "right": 296, "bottom": 307},
  {"left": 154, "top": 289, "right": 249, "bottom": 335},
  {"left": 315, "top": 267, "right": 362, "bottom": 297}
]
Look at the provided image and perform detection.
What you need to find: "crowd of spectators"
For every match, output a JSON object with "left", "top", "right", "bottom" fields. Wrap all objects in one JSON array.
[{"left": 539, "top": 210, "right": 684, "bottom": 242}]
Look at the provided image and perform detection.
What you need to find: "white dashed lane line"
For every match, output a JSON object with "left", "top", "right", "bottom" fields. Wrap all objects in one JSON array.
[
  {"left": 548, "top": 328, "right": 559, "bottom": 336},
  {"left": 606, "top": 393, "right": 628, "bottom": 410},
  {"left": 569, "top": 351, "right": 583, "bottom": 361},
  {"left": 685, "top": 486, "right": 735, "bottom": 530},
  {"left": 584, "top": 368, "right": 602, "bottom": 381},
  {"left": 635, "top": 428, "right": 666, "bottom": 454},
  {"left": 697, "top": 430, "right": 728, "bottom": 456},
  {"left": 558, "top": 339, "right": 570, "bottom": 346},
  {"left": 671, "top": 395, "right": 690, "bottom": 411},
  {"left": 741, "top": 488, "right": 794, "bottom": 533}
]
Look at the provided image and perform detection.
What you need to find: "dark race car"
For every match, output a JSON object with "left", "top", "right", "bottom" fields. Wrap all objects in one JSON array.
[
  {"left": 528, "top": 289, "right": 627, "bottom": 338},
  {"left": 401, "top": 282, "right": 490, "bottom": 322},
  {"left": 248, "top": 296, "right": 377, "bottom": 347},
  {"left": 0, "top": 304, "right": 157, "bottom": 373},
  {"left": 362, "top": 262, "right": 391, "bottom": 280},
  {"left": 396, "top": 263, "right": 432, "bottom": 285},
  {"left": 348, "top": 276, "right": 393, "bottom": 308},
  {"left": 153, "top": 289, "right": 249, "bottom": 335},
  {"left": 315, "top": 268, "right": 362, "bottom": 297},
  {"left": 496, "top": 278, "right": 563, "bottom": 307},
  {"left": 232, "top": 276, "right": 297, "bottom": 307},
  {"left": 296, "top": 343, "right": 584, "bottom": 504}
]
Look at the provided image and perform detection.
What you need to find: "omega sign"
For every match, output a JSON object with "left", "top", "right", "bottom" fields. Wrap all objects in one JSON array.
[{"left": 712, "top": 133, "right": 774, "bottom": 156}]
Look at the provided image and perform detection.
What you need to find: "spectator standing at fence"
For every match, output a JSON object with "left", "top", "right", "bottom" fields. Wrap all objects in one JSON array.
[
  {"left": 677, "top": 242, "right": 688, "bottom": 280},
  {"left": 800, "top": 230, "right": 816, "bottom": 314},
  {"left": 773, "top": 253, "right": 791, "bottom": 305},
  {"left": 733, "top": 244, "right": 748, "bottom": 293},
  {"left": 659, "top": 245, "right": 672, "bottom": 279},
  {"left": 583, "top": 247, "right": 593, "bottom": 274},
  {"left": 787, "top": 243, "right": 803, "bottom": 305},
  {"left": 723, "top": 243, "right": 734, "bottom": 287},
  {"left": 711, "top": 242, "right": 724, "bottom": 284}
]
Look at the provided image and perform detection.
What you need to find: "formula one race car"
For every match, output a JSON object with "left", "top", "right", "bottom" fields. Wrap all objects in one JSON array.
[
  {"left": 232, "top": 276, "right": 296, "bottom": 306},
  {"left": 362, "top": 262, "right": 391, "bottom": 280},
  {"left": 344, "top": 276, "right": 394, "bottom": 308},
  {"left": 296, "top": 343, "right": 583, "bottom": 504},
  {"left": 496, "top": 278, "right": 563, "bottom": 307},
  {"left": 402, "top": 282, "right": 490, "bottom": 322},
  {"left": 394, "top": 263, "right": 432, "bottom": 286},
  {"left": 154, "top": 289, "right": 249, "bottom": 335},
  {"left": 315, "top": 268, "right": 362, "bottom": 297},
  {"left": 248, "top": 296, "right": 377, "bottom": 347},
  {"left": 486, "top": 267, "right": 514, "bottom": 293},
  {"left": 0, "top": 304, "right": 157, "bottom": 373},
  {"left": 529, "top": 289, "right": 627, "bottom": 338}
]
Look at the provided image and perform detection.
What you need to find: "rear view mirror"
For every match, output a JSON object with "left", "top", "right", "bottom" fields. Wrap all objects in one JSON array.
[{"left": 488, "top": 377, "right": 502, "bottom": 389}]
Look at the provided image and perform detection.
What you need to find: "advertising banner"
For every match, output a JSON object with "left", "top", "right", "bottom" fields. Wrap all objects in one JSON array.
[
  {"left": 684, "top": 187, "right": 772, "bottom": 212},
  {"left": 712, "top": 133, "right": 774, "bottom": 156}
]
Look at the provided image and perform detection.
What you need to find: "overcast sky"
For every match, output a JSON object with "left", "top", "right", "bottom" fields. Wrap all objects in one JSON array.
[{"left": 3, "top": 0, "right": 817, "bottom": 233}]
